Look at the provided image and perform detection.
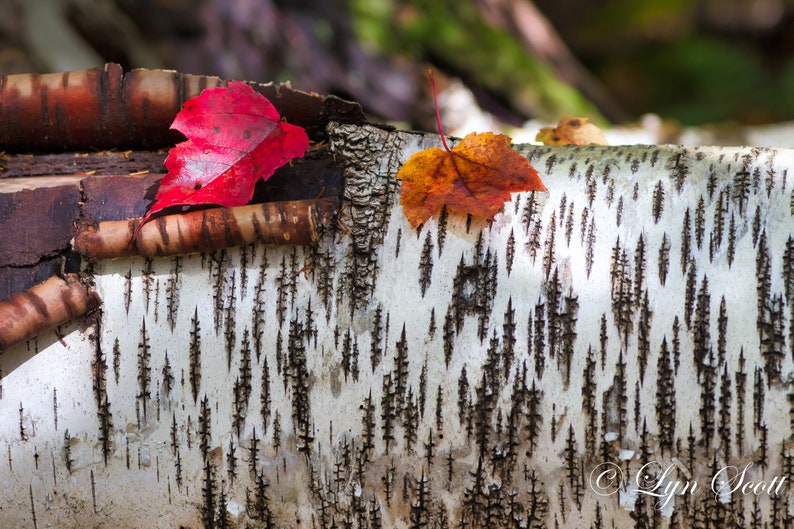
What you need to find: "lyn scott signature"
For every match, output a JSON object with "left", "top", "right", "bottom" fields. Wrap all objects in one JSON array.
[{"left": 589, "top": 461, "right": 788, "bottom": 509}]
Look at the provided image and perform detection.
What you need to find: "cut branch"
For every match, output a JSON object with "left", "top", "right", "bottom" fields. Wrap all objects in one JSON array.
[
  {"left": 0, "top": 273, "right": 100, "bottom": 353},
  {"left": 73, "top": 197, "right": 339, "bottom": 261}
]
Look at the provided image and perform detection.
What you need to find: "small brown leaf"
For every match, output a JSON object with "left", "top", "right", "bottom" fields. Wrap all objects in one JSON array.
[{"left": 536, "top": 117, "right": 608, "bottom": 146}]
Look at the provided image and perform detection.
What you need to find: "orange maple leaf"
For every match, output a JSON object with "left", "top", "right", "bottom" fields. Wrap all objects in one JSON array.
[
  {"left": 396, "top": 71, "right": 547, "bottom": 229},
  {"left": 397, "top": 132, "right": 546, "bottom": 228}
]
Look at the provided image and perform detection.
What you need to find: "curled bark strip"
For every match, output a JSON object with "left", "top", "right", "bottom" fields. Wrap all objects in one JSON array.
[
  {"left": 74, "top": 197, "right": 339, "bottom": 261},
  {"left": 0, "top": 63, "right": 364, "bottom": 152},
  {"left": 0, "top": 273, "right": 101, "bottom": 353}
]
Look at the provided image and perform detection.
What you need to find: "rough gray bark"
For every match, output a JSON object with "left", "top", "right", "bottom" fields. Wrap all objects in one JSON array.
[{"left": 1, "top": 123, "right": 793, "bottom": 528}]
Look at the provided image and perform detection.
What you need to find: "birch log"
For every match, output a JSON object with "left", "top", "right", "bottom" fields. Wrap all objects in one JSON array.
[{"left": 1, "top": 123, "right": 793, "bottom": 528}]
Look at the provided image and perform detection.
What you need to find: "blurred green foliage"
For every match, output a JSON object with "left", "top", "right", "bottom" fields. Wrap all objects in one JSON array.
[
  {"left": 544, "top": 0, "right": 794, "bottom": 125},
  {"left": 636, "top": 37, "right": 767, "bottom": 124},
  {"left": 351, "top": 0, "right": 603, "bottom": 122},
  {"left": 353, "top": 0, "right": 794, "bottom": 125}
]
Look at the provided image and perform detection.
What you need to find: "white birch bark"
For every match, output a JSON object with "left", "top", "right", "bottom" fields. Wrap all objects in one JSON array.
[{"left": 1, "top": 123, "right": 793, "bottom": 528}]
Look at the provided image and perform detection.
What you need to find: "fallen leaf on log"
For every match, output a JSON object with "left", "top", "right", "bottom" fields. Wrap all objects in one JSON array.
[
  {"left": 536, "top": 116, "right": 608, "bottom": 145},
  {"left": 396, "top": 71, "right": 546, "bottom": 228},
  {"left": 137, "top": 81, "right": 310, "bottom": 230}
]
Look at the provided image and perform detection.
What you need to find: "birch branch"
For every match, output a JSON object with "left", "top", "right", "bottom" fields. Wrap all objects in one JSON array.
[
  {"left": 0, "top": 273, "right": 100, "bottom": 353},
  {"left": 73, "top": 197, "right": 339, "bottom": 261}
]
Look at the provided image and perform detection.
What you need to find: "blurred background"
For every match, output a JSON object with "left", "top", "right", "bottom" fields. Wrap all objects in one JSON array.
[{"left": 4, "top": 0, "right": 794, "bottom": 136}]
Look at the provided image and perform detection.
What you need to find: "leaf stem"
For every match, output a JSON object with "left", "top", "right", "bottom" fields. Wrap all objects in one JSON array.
[{"left": 429, "top": 70, "right": 450, "bottom": 152}]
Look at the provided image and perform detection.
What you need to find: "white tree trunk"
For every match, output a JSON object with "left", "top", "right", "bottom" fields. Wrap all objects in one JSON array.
[{"left": 2, "top": 123, "right": 793, "bottom": 528}]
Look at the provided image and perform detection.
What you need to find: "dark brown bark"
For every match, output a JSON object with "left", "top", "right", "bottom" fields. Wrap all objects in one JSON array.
[
  {"left": 0, "top": 151, "right": 166, "bottom": 178},
  {"left": 0, "top": 182, "right": 81, "bottom": 267}
]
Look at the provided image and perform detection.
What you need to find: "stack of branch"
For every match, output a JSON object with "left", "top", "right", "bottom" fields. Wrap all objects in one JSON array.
[{"left": 0, "top": 63, "right": 364, "bottom": 352}]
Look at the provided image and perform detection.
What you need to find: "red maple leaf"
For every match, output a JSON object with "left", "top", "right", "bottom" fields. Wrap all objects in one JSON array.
[{"left": 137, "top": 81, "right": 309, "bottom": 229}]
